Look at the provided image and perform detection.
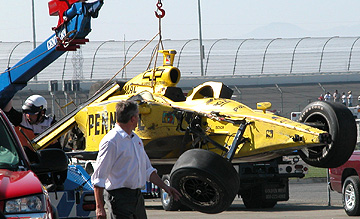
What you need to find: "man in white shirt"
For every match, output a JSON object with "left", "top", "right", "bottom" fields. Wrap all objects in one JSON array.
[
  {"left": 92, "top": 100, "right": 181, "bottom": 218},
  {"left": 324, "top": 92, "right": 331, "bottom": 101}
]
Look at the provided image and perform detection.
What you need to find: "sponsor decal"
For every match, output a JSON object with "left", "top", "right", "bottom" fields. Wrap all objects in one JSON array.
[
  {"left": 88, "top": 111, "right": 116, "bottom": 136},
  {"left": 233, "top": 105, "right": 244, "bottom": 112},
  {"left": 206, "top": 98, "right": 231, "bottom": 107},
  {"left": 266, "top": 130, "right": 274, "bottom": 138},
  {"left": 165, "top": 55, "right": 171, "bottom": 64},
  {"left": 47, "top": 28, "right": 66, "bottom": 50},
  {"left": 142, "top": 68, "right": 165, "bottom": 81},
  {"left": 162, "top": 111, "right": 175, "bottom": 124}
]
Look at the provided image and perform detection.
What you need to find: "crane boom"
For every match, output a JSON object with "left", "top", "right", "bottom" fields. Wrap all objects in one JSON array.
[{"left": 0, "top": 0, "right": 103, "bottom": 109}]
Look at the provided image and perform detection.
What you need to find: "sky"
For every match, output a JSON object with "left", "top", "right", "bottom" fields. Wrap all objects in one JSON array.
[{"left": 2, "top": 0, "right": 360, "bottom": 42}]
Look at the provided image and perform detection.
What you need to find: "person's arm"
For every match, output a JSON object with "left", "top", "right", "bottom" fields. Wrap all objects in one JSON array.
[
  {"left": 149, "top": 171, "right": 181, "bottom": 201},
  {"left": 92, "top": 139, "right": 117, "bottom": 219},
  {"left": 3, "top": 100, "right": 13, "bottom": 112},
  {"left": 94, "top": 186, "right": 106, "bottom": 219},
  {"left": 3, "top": 100, "right": 22, "bottom": 126}
]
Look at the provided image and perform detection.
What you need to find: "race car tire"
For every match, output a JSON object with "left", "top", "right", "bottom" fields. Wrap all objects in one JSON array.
[
  {"left": 170, "top": 149, "right": 240, "bottom": 214},
  {"left": 241, "top": 187, "right": 277, "bottom": 209},
  {"left": 160, "top": 175, "right": 182, "bottom": 211},
  {"left": 298, "top": 101, "right": 356, "bottom": 168},
  {"left": 342, "top": 176, "right": 360, "bottom": 216}
]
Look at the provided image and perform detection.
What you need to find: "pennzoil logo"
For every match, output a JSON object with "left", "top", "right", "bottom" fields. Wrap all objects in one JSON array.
[
  {"left": 266, "top": 130, "right": 273, "bottom": 138},
  {"left": 162, "top": 111, "right": 175, "bottom": 124},
  {"left": 88, "top": 112, "right": 116, "bottom": 136}
]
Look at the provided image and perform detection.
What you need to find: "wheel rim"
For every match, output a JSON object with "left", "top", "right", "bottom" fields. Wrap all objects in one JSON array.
[
  {"left": 180, "top": 176, "right": 219, "bottom": 206},
  {"left": 344, "top": 183, "right": 356, "bottom": 210},
  {"left": 162, "top": 178, "right": 171, "bottom": 206},
  {"left": 300, "top": 112, "right": 331, "bottom": 160}
]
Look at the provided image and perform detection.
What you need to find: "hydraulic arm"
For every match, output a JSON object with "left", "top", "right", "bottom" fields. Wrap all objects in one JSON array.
[{"left": 0, "top": 0, "right": 103, "bottom": 109}]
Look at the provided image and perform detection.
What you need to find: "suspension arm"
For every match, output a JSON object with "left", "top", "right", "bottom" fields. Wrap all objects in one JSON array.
[
  {"left": 226, "top": 120, "right": 252, "bottom": 162},
  {"left": 188, "top": 124, "right": 229, "bottom": 152}
]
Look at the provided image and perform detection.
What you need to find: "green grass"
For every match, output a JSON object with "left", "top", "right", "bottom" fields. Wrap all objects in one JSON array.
[{"left": 304, "top": 166, "right": 327, "bottom": 178}]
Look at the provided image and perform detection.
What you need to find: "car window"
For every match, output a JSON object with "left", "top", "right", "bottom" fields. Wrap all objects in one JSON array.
[{"left": 0, "top": 119, "right": 19, "bottom": 168}]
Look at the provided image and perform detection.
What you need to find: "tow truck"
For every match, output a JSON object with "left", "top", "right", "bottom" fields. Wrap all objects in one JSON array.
[
  {"left": 1, "top": 0, "right": 357, "bottom": 215},
  {"left": 0, "top": 0, "right": 103, "bottom": 217}
]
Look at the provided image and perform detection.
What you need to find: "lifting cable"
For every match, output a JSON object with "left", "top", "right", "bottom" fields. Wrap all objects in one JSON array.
[
  {"left": 95, "top": 0, "right": 166, "bottom": 95},
  {"left": 150, "top": 0, "right": 166, "bottom": 91},
  {"left": 93, "top": 32, "right": 160, "bottom": 96}
]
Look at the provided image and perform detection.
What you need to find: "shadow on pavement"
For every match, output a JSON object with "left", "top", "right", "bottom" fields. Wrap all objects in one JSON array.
[
  {"left": 227, "top": 203, "right": 343, "bottom": 212},
  {"left": 146, "top": 203, "right": 343, "bottom": 212}
]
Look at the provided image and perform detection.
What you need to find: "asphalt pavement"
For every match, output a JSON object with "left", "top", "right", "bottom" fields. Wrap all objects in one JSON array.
[{"left": 144, "top": 179, "right": 348, "bottom": 219}]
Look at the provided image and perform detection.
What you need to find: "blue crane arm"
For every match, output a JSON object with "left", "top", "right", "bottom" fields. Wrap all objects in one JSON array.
[{"left": 0, "top": 0, "right": 103, "bottom": 109}]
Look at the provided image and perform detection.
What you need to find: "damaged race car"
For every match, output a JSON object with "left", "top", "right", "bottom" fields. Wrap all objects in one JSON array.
[{"left": 33, "top": 49, "right": 357, "bottom": 214}]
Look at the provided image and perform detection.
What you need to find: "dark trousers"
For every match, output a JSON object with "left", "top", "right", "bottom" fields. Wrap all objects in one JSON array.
[{"left": 106, "top": 188, "right": 147, "bottom": 219}]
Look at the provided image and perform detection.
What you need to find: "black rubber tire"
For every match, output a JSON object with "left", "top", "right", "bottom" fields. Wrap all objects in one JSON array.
[
  {"left": 298, "top": 101, "right": 356, "bottom": 168},
  {"left": 241, "top": 187, "right": 277, "bottom": 209},
  {"left": 342, "top": 176, "right": 360, "bottom": 216},
  {"left": 170, "top": 149, "right": 240, "bottom": 214},
  {"left": 160, "top": 175, "right": 182, "bottom": 211}
]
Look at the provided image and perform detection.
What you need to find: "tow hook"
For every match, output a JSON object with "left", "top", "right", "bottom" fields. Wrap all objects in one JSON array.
[{"left": 319, "top": 133, "right": 332, "bottom": 144}]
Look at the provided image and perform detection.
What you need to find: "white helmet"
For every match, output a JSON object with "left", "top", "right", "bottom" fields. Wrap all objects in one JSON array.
[{"left": 22, "top": 95, "right": 47, "bottom": 114}]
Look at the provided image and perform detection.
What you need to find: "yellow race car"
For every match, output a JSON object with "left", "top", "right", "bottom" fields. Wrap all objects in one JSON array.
[{"left": 33, "top": 49, "right": 356, "bottom": 214}]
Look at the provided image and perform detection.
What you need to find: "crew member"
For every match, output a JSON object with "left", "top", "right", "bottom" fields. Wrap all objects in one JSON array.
[
  {"left": 92, "top": 100, "right": 181, "bottom": 218},
  {"left": 3, "top": 95, "right": 65, "bottom": 191},
  {"left": 3, "top": 95, "right": 58, "bottom": 150}
]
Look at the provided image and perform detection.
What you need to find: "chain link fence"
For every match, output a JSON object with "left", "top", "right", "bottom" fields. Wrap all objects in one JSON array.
[
  {"left": 2, "top": 37, "right": 360, "bottom": 81},
  {"left": 2, "top": 37, "right": 360, "bottom": 119}
]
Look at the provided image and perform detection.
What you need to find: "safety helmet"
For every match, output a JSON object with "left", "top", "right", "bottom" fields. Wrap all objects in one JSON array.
[{"left": 22, "top": 95, "right": 47, "bottom": 114}]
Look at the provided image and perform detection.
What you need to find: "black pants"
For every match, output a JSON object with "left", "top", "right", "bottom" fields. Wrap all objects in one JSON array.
[{"left": 106, "top": 188, "right": 147, "bottom": 219}]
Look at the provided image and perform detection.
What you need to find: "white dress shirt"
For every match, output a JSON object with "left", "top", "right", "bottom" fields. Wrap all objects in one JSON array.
[{"left": 91, "top": 123, "right": 156, "bottom": 190}]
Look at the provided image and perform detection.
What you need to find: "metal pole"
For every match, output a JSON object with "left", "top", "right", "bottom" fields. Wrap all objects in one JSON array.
[
  {"left": 204, "top": 39, "right": 227, "bottom": 75},
  {"left": 275, "top": 84, "right": 283, "bottom": 114},
  {"left": 318, "top": 82, "right": 326, "bottom": 93},
  {"left": 327, "top": 168, "right": 331, "bottom": 206},
  {"left": 123, "top": 40, "right": 145, "bottom": 78},
  {"left": 31, "top": 0, "right": 37, "bottom": 81},
  {"left": 319, "top": 36, "right": 338, "bottom": 73},
  {"left": 234, "top": 86, "right": 242, "bottom": 101},
  {"left": 51, "top": 92, "right": 55, "bottom": 116},
  {"left": 233, "top": 39, "right": 252, "bottom": 75},
  {"left": 90, "top": 40, "right": 114, "bottom": 79},
  {"left": 261, "top": 38, "right": 280, "bottom": 74},
  {"left": 290, "top": 37, "right": 309, "bottom": 74},
  {"left": 7, "top": 41, "right": 30, "bottom": 69},
  {"left": 348, "top": 37, "right": 360, "bottom": 71},
  {"left": 62, "top": 52, "right": 69, "bottom": 80},
  {"left": 177, "top": 39, "right": 197, "bottom": 69},
  {"left": 197, "top": 0, "right": 204, "bottom": 76}
]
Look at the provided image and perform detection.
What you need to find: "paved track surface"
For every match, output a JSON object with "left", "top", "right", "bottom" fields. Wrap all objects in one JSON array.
[{"left": 144, "top": 180, "right": 349, "bottom": 219}]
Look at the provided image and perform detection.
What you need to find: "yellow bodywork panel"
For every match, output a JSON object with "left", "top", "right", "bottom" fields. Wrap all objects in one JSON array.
[
  {"left": 73, "top": 87, "right": 326, "bottom": 161},
  {"left": 32, "top": 50, "right": 329, "bottom": 163},
  {"left": 33, "top": 83, "right": 122, "bottom": 150}
]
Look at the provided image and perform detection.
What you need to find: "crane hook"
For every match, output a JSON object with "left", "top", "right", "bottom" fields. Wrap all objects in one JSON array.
[{"left": 155, "top": 2, "right": 165, "bottom": 18}]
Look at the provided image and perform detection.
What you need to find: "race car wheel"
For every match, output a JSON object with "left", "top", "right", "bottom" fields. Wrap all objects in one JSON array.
[
  {"left": 298, "top": 101, "right": 356, "bottom": 168},
  {"left": 170, "top": 149, "right": 240, "bottom": 214},
  {"left": 161, "top": 175, "right": 182, "bottom": 211},
  {"left": 241, "top": 187, "right": 277, "bottom": 209},
  {"left": 343, "top": 176, "right": 360, "bottom": 216}
]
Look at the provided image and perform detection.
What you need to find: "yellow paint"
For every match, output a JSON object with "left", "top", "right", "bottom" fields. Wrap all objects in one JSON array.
[{"left": 34, "top": 49, "right": 328, "bottom": 163}]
